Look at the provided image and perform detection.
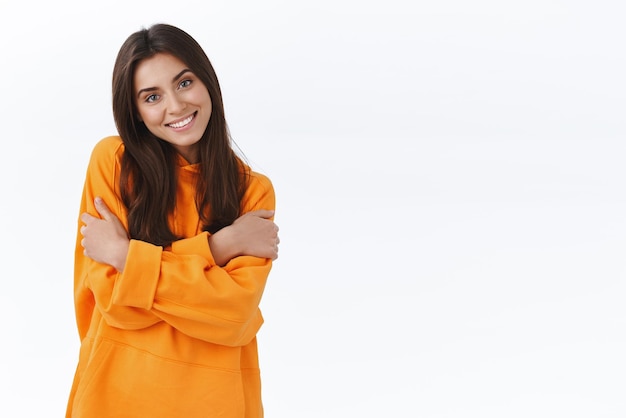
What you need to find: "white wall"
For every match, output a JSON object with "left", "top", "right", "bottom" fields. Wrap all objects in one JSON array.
[{"left": 1, "top": 1, "right": 625, "bottom": 416}]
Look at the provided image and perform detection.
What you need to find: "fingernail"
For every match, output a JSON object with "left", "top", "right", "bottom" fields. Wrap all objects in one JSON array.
[{"left": 94, "top": 197, "right": 102, "bottom": 205}]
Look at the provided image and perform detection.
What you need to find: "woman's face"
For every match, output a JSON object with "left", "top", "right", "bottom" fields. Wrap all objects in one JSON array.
[{"left": 134, "top": 53, "right": 212, "bottom": 164}]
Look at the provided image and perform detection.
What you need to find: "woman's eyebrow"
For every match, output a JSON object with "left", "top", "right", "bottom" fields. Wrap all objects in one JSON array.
[
  {"left": 136, "top": 69, "right": 192, "bottom": 98},
  {"left": 172, "top": 68, "right": 192, "bottom": 82},
  {"left": 136, "top": 86, "right": 157, "bottom": 98}
]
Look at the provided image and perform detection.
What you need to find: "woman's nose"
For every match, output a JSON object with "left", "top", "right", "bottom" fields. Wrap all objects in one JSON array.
[{"left": 166, "top": 94, "right": 186, "bottom": 114}]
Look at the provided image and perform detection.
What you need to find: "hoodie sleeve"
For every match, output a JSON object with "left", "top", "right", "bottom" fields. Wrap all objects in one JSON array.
[
  {"left": 74, "top": 137, "right": 162, "bottom": 339},
  {"left": 112, "top": 173, "right": 274, "bottom": 347},
  {"left": 75, "top": 137, "right": 275, "bottom": 347}
]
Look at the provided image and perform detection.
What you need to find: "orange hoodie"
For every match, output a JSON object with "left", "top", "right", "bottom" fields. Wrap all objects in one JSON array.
[{"left": 66, "top": 136, "right": 274, "bottom": 418}]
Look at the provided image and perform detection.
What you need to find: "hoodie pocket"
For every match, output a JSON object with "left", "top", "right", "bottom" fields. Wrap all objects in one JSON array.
[{"left": 71, "top": 338, "right": 246, "bottom": 418}]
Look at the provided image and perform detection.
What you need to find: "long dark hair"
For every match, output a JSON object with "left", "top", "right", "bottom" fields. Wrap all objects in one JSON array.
[{"left": 112, "top": 23, "right": 248, "bottom": 247}]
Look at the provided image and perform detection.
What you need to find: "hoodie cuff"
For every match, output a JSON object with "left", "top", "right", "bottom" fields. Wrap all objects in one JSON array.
[{"left": 112, "top": 239, "right": 162, "bottom": 309}]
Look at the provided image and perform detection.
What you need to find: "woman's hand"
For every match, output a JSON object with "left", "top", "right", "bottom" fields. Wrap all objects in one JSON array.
[
  {"left": 80, "top": 197, "right": 130, "bottom": 272},
  {"left": 209, "top": 209, "right": 280, "bottom": 266}
]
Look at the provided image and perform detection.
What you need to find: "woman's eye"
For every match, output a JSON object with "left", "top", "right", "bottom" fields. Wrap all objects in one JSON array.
[
  {"left": 179, "top": 79, "right": 192, "bottom": 89},
  {"left": 146, "top": 94, "right": 159, "bottom": 103}
]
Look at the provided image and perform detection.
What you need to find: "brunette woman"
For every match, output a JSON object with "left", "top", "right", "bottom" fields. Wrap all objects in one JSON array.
[{"left": 66, "top": 23, "right": 278, "bottom": 418}]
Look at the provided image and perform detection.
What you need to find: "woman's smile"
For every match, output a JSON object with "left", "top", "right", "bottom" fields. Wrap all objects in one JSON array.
[{"left": 166, "top": 111, "right": 197, "bottom": 129}]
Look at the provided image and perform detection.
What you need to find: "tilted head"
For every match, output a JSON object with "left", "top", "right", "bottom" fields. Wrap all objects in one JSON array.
[{"left": 112, "top": 23, "right": 227, "bottom": 154}]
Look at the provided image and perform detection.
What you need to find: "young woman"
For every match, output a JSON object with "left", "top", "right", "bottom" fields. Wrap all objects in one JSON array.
[{"left": 66, "top": 23, "right": 279, "bottom": 418}]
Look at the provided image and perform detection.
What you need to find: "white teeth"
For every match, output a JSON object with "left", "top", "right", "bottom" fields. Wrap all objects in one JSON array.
[{"left": 168, "top": 114, "right": 194, "bottom": 128}]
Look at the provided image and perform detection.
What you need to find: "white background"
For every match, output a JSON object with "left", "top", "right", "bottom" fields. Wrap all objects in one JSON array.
[{"left": 1, "top": 1, "right": 625, "bottom": 416}]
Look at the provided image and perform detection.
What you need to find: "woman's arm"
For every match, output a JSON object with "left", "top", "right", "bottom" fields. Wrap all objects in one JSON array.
[
  {"left": 81, "top": 198, "right": 279, "bottom": 272},
  {"left": 83, "top": 174, "right": 277, "bottom": 347},
  {"left": 76, "top": 137, "right": 278, "bottom": 346},
  {"left": 73, "top": 137, "right": 162, "bottom": 338}
]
